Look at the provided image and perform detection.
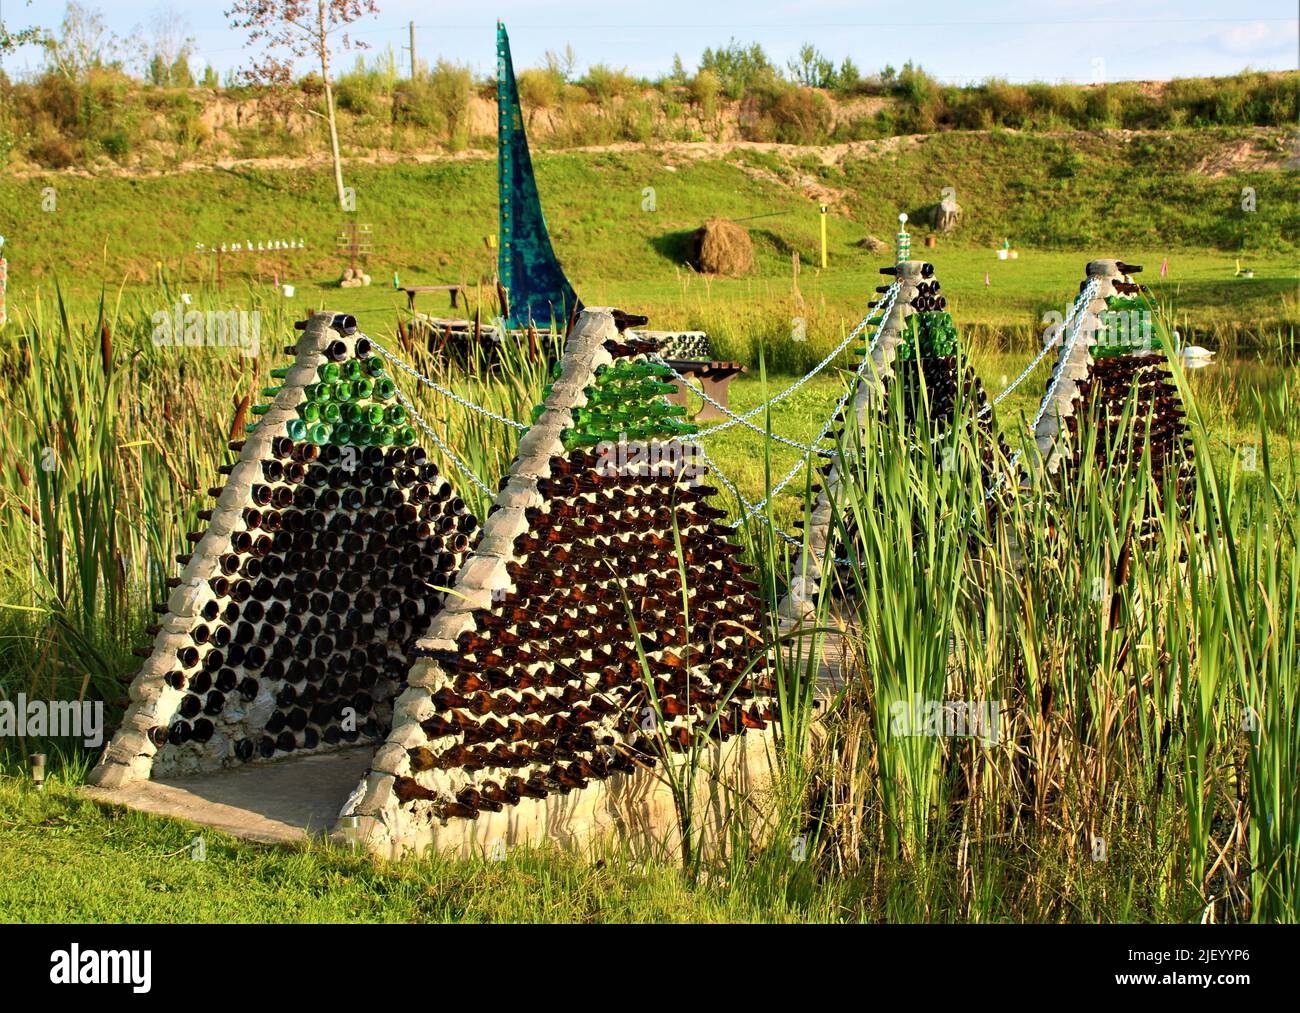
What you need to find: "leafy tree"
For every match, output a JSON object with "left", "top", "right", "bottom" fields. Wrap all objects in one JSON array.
[
  {"left": 699, "top": 38, "right": 775, "bottom": 99},
  {"left": 542, "top": 44, "right": 576, "bottom": 84},
  {"left": 44, "top": 2, "right": 124, "bottom": 81},
  {"left": 0, "top": 0, "right": 44, "bottom": 57},
  {"left": 142, "top": 5, "right": 195, "bottom": 87},
  {"left": 225, "top": 0, "right": 380, "bottom": 210},
  {"left": 787, "top": 43, "right": 834, "bottom": 89},
  {"left": 836, "top": 57, "right": 861, "bottom": 94}
]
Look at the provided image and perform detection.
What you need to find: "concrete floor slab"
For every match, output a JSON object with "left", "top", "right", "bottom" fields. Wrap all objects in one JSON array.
[{"left": 81, "top": 748, "right": 374, "bottom": 846}]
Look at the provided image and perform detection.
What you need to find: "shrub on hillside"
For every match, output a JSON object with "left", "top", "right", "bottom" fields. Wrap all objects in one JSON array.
[
  {"left": 335, "top": 73, "right": 381, "bottom": 116},
  {"left": 392, "top": 61, "right": 472, "bottom": 150},
  {"left": 689, "top": 70, "right": 721, "bottom": 120},
  {"left": 700, "top": 39, "right": 776, "bottom": 100},
  {"left": 29, "top": 134, "right": 77, "bottom": 168},
  {"left": 517, "top": 67, "right": 564, "bottom": 108},
  {"left": 581, "top": 64, "right": 636, "bottom": 103},
  {"left": 738, "top": 71, "right": 833, "bottom": 143},
  {"left": 428, "top": 60, "right": 472, "bottom": 149}
]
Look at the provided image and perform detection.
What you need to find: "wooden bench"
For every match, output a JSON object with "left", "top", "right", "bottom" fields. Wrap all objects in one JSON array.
[
  {"left": 400, "top": 285, "right": 466, "bottom": 311},
  {"left": 664, "top": 359, "right": 747, "bottom": 422}
]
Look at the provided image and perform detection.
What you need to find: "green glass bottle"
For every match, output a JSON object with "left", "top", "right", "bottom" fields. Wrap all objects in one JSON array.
[
  {"left": 397, "top": 425, "right": 417, "bottom": 446},
  {"left": 365, "top": 404, "right": 386, "bottom": 426},
  {"left": 307, "top": 423, "right": 332, "bottom": 446},
  {"left": 321, "top": 403, "right": 342, "bottom": 424},
  {"left": 298, "top": 402, "right": 322, "bottom": 423},
  {"left": 365, "top": 357, "right": 386, "bottom": 378},
  {"left": 287, "top": 419, "right": 307, "bottom": 441},
  {"left": 343, "top": 359, "right": 364, "bottom": 381},
  {"left": 331, "top": 423, "right": 354, "bottom": 445},
  {"left": 385, "top": 404, "right": 407, "bottom": 425},
  {"left": 353, "top": 377, "right": 373, "bottom": 400},
  {"left": 374, "top": 378, "right": 396, "bottom": 401},
  {"left": 317, "top": 362, "right": 341, "bottom": 383}
]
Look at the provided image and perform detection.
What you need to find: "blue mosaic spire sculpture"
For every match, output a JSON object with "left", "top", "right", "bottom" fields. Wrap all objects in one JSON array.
[{"left": 497, "top": 21, "right": 582, "bottom": 330}]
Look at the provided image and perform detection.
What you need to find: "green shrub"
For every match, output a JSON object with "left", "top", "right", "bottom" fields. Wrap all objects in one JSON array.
[
  {"left": 700, "top": 39, "right": 775, "bottom": 100},
  {"left": 690, "top": 70, "right": 721, "bottom": 120},
  {"left": 392, "top": 60, "right": 472, "bottom": 149},
  {"left": 517, "top": 67, "right": 564, "bottom": 109},
  {"left": 428, "top": 60, "right": 472, "bottom": 150},
  {"left": 738, "top": 72, "right": 833, "bottom": 144},
  {"left": 335, "top": 74, "right": 380, "bottom": 116},
  {"left": 98, "top": 127, "right": 130, "bottom": 159},
  {"left": 581, "top": 64, "right": 636, "bottom": 103}
]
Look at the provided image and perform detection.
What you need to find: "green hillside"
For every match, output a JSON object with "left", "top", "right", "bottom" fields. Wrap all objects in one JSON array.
[{"left": 1, "top": 127, "right": 1294, "bottom": 351}]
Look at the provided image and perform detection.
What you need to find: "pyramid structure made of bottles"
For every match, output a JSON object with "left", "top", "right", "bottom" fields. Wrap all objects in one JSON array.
[
  {"left": 780, "top": 259, "right": 1002, "bottom": 618},
  {"left": 340, "top": 307, "right": 777, "bottom": 858},
  {"left": 90, "top": 313, "right": 479, "bottom": 789},
  {"left": 1028, "top": 259, "right": 1195, "bottom": 540}
]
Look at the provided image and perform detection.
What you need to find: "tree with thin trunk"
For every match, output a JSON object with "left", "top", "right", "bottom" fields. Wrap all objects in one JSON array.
[
  {"left": 225, "top": 0, "right": 379, "bottom": 210},
  {"left": 0, "top": 0, "right": 43, "bottom": 58}
]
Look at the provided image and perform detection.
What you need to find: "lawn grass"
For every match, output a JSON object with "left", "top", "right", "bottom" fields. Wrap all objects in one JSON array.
[
  {"left": 1, "top": 128, "right": 1294, "bottom": 357},
  {"left": 0, "top": 126, "right": 1296, "bottom": 924}
]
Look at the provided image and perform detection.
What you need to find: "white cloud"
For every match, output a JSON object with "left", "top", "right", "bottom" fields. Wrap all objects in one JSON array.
[{"left": 1218, "top": 20, "right": 1298, "bottom": 55}]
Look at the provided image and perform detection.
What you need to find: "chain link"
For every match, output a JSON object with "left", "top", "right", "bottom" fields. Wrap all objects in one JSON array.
[
  {"left": 389, "top": 378, "right": 499, "bottom": 503},
  {"left": 735, "top": 289, "right": 900, "bottom": 527},
  {"left": 692, "top": 442, "right": 804, "bottom": 547},
  {"left": 679, "top": 285, "right": 900, "bottom": 542},
  {"left": 370, "top": 339, "right": 530, "bottom": 432},
  {"left": 655, "top": 283, "right": 901, "bottom": 441},
  {"left": 982, "top": 276, "right": 1101, "bottom": 503}
]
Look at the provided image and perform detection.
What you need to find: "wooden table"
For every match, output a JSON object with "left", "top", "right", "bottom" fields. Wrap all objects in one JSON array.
[
  {"left": 664, "top": 359, "right": 747, "bottom": 421},
  {"left": 400, "top": 285, "right": 466, "bottom": 311}
]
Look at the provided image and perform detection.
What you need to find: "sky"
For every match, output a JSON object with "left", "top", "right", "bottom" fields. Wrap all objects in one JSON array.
[{"left": 1, "top": 0, "right": 1297, "bottom": 84}]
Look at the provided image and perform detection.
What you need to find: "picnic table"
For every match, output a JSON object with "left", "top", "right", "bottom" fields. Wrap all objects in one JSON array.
[
  {"left": 400, "top": 285, "right": 466, "bottom": 311},
  {"left": 664, "top": 359, "right": 747, "bottom": 422}
]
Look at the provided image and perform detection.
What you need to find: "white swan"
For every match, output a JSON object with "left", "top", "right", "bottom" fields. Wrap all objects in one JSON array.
[{"left": 1171, "top": 330, "right": 1215, "bottom": 369}]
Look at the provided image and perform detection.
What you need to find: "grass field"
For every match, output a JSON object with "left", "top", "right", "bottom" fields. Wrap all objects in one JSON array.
[
  {"left": 0, "top": 121, "right": 1296, "bottom": 923},
  {"left": 1, "top": 127, "right": 1295, "bottom": 355}
]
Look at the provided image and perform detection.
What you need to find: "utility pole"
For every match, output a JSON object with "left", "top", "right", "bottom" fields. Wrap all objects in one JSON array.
[
  {"left": 819, "top": 204, "right": 828, "bottom": 269},
  {"left": 403, "top": 21, "right": 417, "bottom": 80}
]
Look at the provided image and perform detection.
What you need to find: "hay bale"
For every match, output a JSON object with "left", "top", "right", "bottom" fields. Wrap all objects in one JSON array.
[{"left": 687, "top": 218, "right": 754, "bottom": 276}]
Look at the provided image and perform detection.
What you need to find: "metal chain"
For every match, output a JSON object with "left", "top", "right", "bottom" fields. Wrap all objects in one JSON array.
[
  {"left": 370, "top": 338, "right": 530, "bottom": 432},
  {"left": 657, "top": 284, "right": 901, "bottom": 440},
  {"left": 692, "top": 442, "right": 804, "bottom": 548},
  {"left": 389, "top": 380, "right": 498, "bottom": 503},
  {"left": 735, "top": 302, "right": 895, "bottom": 526},
  {"left": 685, "top": 286, "right": 900, "bottom": 537},
  {"left": 641, "top": 367, "right": 835, "bottom": 456},
  {"left": 982, "top": 276, "right": 1101, "bottom": 502},
  {"left": 917, "top": 282, "right": 1096, "bottom": 448}
]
